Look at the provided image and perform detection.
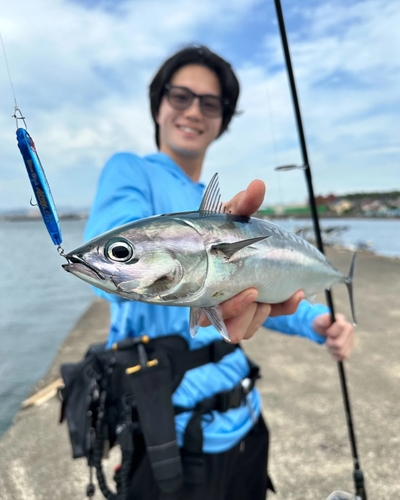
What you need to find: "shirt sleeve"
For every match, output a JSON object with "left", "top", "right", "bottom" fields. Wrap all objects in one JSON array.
[
  {"left": 85, "top": 153, "right": 153, "bottom": 239},
  {"left": 84, "top": 153, "right": 152, "bottom": 302},
  {"left": 264, "top": 299, "right": 329, "bottom": 344}
]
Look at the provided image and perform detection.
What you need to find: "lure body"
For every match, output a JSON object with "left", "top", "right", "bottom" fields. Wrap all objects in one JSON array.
[{"left": 16, "top": 128, "right": 62, "bottom": 246}]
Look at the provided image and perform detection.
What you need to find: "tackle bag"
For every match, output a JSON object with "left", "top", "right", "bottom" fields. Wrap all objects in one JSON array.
[{"left": 59, "top": 335, "right": 258, "bottom": 500}]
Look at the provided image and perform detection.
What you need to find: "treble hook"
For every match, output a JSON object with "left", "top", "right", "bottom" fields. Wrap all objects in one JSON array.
[
  {"left": 13, "top": 106, "right": 27, "bottom": 130},
  {"left": 29, "top": 196, "right": 38, "bottom": 207}
]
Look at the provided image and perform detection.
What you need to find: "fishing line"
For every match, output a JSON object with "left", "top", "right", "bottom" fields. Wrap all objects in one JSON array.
[
  {"left": 263, "top": 68, "right": 286, "bottom": 208},
  {"left": 1, "top": 32, "right": 19, "bottom": 110},
  {"left": 1, "top": 32, "right": 64, "bottom": 254}
]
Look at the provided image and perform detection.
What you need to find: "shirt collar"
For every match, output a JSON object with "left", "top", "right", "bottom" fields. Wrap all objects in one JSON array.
[{"left": 146, "top": 152, "right": 205, "bottom": 190}]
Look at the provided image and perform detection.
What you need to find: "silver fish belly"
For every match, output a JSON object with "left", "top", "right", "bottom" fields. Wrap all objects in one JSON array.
[{"left": 63, "top": 174, "right": 356, "bottom": 341}]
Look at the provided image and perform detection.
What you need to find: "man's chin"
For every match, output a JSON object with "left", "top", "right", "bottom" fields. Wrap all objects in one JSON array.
[
  {"left": 173, "top": 142, "right": 207, "bottom": 158},
  {"left": 160, "top": 139, "right": 213, "bottom": 165}
]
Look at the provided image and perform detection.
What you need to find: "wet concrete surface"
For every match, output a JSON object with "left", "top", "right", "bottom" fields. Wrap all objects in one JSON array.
[{"left": 0, "top": 248, "right": 399, "bottom": 500}]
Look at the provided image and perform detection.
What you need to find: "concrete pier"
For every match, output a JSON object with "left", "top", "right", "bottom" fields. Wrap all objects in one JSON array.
[{"left": 0, "top": 247, "right": 399, "bottom": 500}]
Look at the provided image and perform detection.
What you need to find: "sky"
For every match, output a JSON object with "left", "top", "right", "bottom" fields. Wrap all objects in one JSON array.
[{"left": 0, "top": 0, "right": 399, "bottom": 213}]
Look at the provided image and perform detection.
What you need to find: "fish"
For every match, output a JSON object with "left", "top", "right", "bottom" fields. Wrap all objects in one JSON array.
[{"left": 62, "top": 173, "right": 356, "bottom": 341}]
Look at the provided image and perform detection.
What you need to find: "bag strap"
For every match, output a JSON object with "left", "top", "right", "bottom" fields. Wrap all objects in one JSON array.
[
  {"left": 168, "top": 340, "right": 239, "bottom": 382},
  {"left": 175, "top": 359, "right": 260, "bottom": 416},
  {"left": 177, "top": 356, "right": 261, "bottom": 485},
  {"left": 110, "top": 336, "right": 240, "bottom": 392}
]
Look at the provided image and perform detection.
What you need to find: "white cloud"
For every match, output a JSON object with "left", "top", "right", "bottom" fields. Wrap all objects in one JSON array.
[{"left": 0, "top": 0, "right": 399, "bottom": 212}]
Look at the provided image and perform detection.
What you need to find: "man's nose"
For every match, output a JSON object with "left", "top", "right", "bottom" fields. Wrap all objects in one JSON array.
[{"left": 183, "top": 97, "right": 202, "bottom": 117}]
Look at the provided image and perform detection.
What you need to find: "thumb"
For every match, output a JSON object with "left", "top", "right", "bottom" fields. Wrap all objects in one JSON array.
[
  {"left": 312, "top": 313, "right": 332, "bottom": 336},
  {"left": 224, "top": 180, "right": 266, "bottom": 216}
]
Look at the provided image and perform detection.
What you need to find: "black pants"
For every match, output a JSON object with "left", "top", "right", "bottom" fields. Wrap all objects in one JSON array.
[{"left": 119, "top": 414, "right": 274, "bottom": 500}]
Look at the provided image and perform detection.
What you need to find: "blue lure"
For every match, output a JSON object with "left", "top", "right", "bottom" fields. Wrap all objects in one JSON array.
[
  {"left": 16, "top": 126, "right": 63, "bottom": 247},
  {"left": 1, "top": 32, "right": 63, "bottom": 249}
]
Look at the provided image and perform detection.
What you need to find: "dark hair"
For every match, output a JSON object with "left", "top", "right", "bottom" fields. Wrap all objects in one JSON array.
[{"left": 149, "top": 44, "right": 240, "bottom": 148}]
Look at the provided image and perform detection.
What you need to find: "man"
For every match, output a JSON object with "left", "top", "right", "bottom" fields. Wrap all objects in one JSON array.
[{"left": 85, "top": 45, "right": 354, "bottom": 499}]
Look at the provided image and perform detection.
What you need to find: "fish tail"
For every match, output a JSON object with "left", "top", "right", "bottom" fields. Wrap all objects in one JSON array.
[{"left": 344, "top": 252, "right": 357, "bottom": 325}]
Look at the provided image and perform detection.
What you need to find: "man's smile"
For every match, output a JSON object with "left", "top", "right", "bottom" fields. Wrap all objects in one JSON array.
[{"left": 176, "top": 124, "right": 202, "bottom": 135}]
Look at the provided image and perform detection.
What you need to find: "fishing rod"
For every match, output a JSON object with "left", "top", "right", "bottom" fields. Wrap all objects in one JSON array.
[{"left": 271, "top": 1, "right": 367, "bottom": 499}]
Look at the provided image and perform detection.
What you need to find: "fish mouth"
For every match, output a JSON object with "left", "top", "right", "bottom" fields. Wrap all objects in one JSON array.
[{"left": 62, "top": 254, "right": 109, "bottom": 281}]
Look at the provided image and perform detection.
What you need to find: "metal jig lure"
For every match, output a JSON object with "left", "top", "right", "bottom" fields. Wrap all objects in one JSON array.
[
  {"left": 1, "top": 32, "right": 64, "bottom": 253},
  {"left": 15, "top": 110, "right": 63, "bottom": 251}
]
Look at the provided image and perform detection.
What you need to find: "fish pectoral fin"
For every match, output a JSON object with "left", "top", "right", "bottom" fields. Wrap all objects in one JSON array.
[
  {"left": 201, "top": 306, "right": 230, "bottom": 342},
  {"left": 189, "top": 307, "right": 202, "bottom": 338},
  {"left": 211, "top": 235, "right": 270, "bottom": 259}
]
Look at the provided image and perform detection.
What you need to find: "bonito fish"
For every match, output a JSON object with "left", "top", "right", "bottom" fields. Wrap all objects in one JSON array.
[{"left": 63, "top": 174, "right": 356, "bottom": 341}]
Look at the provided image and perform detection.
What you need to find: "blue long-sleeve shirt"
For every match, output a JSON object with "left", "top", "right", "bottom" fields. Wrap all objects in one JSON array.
[{"left": 85, "top": 151, "right": 328, "bottom": 452}]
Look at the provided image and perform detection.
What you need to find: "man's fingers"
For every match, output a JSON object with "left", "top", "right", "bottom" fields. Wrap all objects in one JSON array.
[
  {"left": 198, "top": 289, "right": 303, "bottom": 334},
  {"left": 196, "top": 288, "right": 272, "bottom": 343},
  {"left": 224, "top": 302, "right": 259, "bottom": 343},
  {"left": 327, "top": 338, "right": 353, "bottom": 361},
  {"left": 325, "top": 315, "right": 355, "bottom": 361},
  {"left": 269, "top": 291, "right": 304, "bottom": 317},
  {"left": 323, "top": 313, "right": 346, "bottom": 338},
  {"left": 242, "top": 303, "right": 272, "bottom": 340},
  {"left": 225, "top": 302, "right": 272, "bottom": 343},
  {"left": 224, "top": 180, "right": 266, "bottom": 216},
  {"left": 312, "top": 313, "right": 332, "bottom": 335},
  {"left": 197, "top": 289, "right": 259, "bottom": 327}
]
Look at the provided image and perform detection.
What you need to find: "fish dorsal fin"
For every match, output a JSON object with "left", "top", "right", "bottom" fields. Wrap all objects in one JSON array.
[{"left": 199, "top": 173, "right": 226, "bottom": 216}]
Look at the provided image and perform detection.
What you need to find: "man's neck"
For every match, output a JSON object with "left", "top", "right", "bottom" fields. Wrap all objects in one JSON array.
[{"left": 161, "top": 148, "right": 204, "bottom": 182}]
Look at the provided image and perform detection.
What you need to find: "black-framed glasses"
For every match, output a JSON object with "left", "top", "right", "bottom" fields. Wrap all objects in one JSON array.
[{"left": 164, "top": 84, "right": 229, "bottom": 118}]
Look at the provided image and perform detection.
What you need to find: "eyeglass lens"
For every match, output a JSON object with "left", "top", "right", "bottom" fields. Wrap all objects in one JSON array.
[{"left": 166, "top": 86, "right": 223, "bottom": 118}]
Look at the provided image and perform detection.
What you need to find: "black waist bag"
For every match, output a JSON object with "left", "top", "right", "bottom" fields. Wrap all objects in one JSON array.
[
  {"left": 59, "top": 335, "right": 240, "bottom": 499},
  {"left": 60, "top": 336, "right": 191, "bottom": 498}
]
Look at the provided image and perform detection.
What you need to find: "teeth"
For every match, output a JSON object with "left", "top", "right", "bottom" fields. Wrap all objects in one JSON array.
[{"left": 178, "top": 126, "right": 200, "bottom": 134}]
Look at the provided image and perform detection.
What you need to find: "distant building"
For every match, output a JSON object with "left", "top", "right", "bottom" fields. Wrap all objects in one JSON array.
[
  {"left": 315, "top": 194, "right": 336, "bottom": 206},
  {"left": 329, "top": 199, "right": 353, "bottom": 215},
  {"left": 360, "top": 200, "right": 384, "bottom": 216}
]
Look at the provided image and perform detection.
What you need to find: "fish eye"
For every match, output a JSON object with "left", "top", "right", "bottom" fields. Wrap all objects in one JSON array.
[{"left": 105, "top": 240, "right": 135, "bottom": 262}]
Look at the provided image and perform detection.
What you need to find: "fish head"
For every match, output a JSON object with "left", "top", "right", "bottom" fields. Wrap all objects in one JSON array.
[{"left": 62, "top": 217, "right": 208, "bottom": 303}]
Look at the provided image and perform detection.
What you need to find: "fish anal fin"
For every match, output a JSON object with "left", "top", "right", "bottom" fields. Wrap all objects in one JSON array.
[
  {"left": 202, "top": 306, "right": 230, "bottom": 342},
  {"left": 211, "top": 235, "right": 270, "bottom": 259}
]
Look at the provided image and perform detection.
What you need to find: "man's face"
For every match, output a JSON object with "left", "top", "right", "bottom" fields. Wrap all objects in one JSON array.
[{"left": 156, "top": 64, "right": 223, "bottom": 161}]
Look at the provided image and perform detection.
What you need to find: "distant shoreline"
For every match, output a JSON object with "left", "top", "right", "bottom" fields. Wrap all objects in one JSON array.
[
  {"left": 0, "top": 214, "right": 87, "bottom": 222},
  {"left": 266, "top": 214, "right": 400, "bottom": 221},
  {"left": 1, "top": 214, "right": 399, "bottom": 222}
]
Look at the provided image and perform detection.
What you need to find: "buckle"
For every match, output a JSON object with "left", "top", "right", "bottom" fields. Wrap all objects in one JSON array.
[
  {"left": 125, "top": 344, "right": 159, "bottom": 374},
  {"left": 215, "top": 386, "right": 243, "bottom": 412},
  {"left": 126, "top": 358, "right": 158, "bottom": 375},
  {"left": 241, "top": 377, "right": 253, "bottom": 395},
  {"left": 111, "top": 335, "right": 150, "bottom": 352},
  {"left": 215, "top": 391, "right": 231, "bottom": 412}
]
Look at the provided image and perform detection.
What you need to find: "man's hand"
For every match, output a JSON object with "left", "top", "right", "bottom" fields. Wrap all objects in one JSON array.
[
  {"left": 198, "top": 180, "right": 304, "bottom": 343},
  {"left": 312, "top": 313, "right": 355, "bottom": 361},
  {"left": 223, "top": 179, "right": 266, "bottom": 216}
]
